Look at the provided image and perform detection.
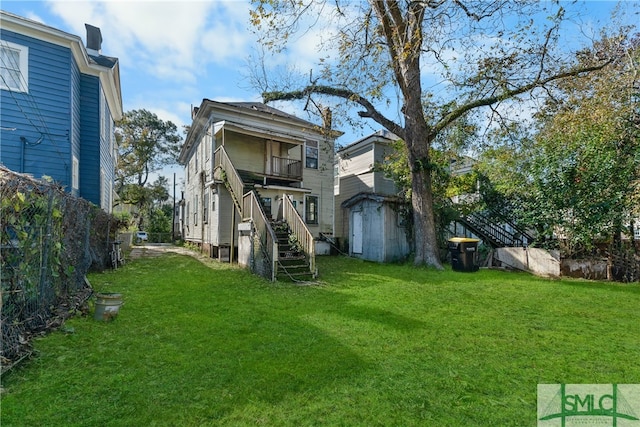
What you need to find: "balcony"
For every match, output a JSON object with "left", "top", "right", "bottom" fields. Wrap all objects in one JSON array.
[{"left": 270, "top": 156, "right": 302, "bottom": 181}]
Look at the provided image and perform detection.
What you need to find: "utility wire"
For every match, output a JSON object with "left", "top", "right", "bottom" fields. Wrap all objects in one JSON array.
[{"left": 1, "top": 40, "right": 70, "bottom": 167}]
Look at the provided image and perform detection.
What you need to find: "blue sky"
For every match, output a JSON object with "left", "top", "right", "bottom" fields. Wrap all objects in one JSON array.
[{"left": 1, "top": 0, "right": 637, "bottom": 186}]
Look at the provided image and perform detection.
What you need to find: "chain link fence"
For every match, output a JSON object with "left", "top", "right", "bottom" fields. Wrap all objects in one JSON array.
[{"left": 1, "top": 166, "right": 125, "bottom": 370}]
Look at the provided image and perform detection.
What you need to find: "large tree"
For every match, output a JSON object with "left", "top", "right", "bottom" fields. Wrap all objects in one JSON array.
[
  {"left": 250, "top": 0, "right": 629, "bottom": 268},
  {"left": 114, "top": 109, "right": 181, "bottom": 228}
]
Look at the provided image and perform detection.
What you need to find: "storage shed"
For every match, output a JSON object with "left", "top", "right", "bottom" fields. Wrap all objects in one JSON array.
[{"left": 342, "top": 192, "right": 410, "bottom": 262}]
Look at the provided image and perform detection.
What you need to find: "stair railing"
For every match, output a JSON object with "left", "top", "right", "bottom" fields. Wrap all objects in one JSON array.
[
  {"left": 282, "top": 195, "right": 316, "bottom": 277},
  {"left": 460, "top": 211, "right": 526, "bottom": 248},
  {"left": 214, "top": 146, "right": 246, "bottom": 218},
  {"left": 243, "top": 191, "right": 279, "bottom": 281}
]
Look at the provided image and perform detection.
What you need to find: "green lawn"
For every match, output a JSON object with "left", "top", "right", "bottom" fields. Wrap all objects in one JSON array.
[{"left": 2, "top": 253, "right": 639, "bottom": 426}]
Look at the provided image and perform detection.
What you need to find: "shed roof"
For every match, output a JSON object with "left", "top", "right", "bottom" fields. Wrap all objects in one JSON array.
[{"left": 341, "top": 192, "right": 406, "bottom": 209}]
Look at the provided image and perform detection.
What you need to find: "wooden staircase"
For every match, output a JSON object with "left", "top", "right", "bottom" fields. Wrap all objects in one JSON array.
[
  {"left": 214, "top": 146, "right": 316, "bottom": 282},
  {"left": 272, "top": 220, "right": 314, "bottom": 282}
]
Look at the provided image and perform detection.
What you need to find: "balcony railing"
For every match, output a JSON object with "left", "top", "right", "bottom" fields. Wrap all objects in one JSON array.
[{"left": 271, "top": 156, "right": 302, "bottom": 180}]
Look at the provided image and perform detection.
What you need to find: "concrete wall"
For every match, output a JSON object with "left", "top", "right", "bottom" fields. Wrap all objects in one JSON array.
[{"left": 494, "top": 247, "right": 561, "bottom": 278}]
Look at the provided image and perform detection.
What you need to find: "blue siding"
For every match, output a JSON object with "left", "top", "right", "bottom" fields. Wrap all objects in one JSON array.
[
  {"left": 99, "top": 88, "right": 115, "bottom": 210},
  {"left": 79, "top": 74, "right": 100, "bottom": 205},
  {"left": 0, "top": 29, "right": 72, "bottom": 187}
]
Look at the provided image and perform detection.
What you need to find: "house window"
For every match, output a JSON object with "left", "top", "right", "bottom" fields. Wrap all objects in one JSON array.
[
  {"left": 305, "top": 195, "right": 318, "bottom": 225},
  {"left": 305, "top": 140, "right": 318, "bottom": 169},
  {"left": 0, "top": 41, "right": 28, "bottom": 93},
  {"left": 193, "top": 196, "right": 198, "bottom": 226},
  {"left": 72, "top": 156, "right": 79, "bottom": 190},
  {"left": 185, "top": 202, "right": 190, "bottom": 227},
  {"left": 203, "top": 191, "right": 209, "bottom": 224},
  {"left": 100, "top": 168, "right": 109, "bottom": 210}
]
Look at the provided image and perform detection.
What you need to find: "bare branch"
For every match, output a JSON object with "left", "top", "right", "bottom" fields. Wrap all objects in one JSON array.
[
  {"left": 433, "top": 61, "right": 613, "bottom": 135},
  {"left": 263, "top": 85, "right": 405, "bottom": 138}
]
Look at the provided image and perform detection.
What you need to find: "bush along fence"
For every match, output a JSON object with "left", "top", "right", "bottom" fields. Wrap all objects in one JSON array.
[{"left": 1, "top": 166, "right": 126, "bottom": 370}]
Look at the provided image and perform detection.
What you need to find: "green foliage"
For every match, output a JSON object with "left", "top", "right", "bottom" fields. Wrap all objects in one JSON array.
[
  {"left": 476, "top": 36, "right": 640, "bottom": 256},
  {"left": 147, "top": 205, "right": 172, "bottom": 234},
  {"left": 2, "top": 254, "right": 639, "bottom": 425},
  {"left": 377, "top": 137, "right": 476, "bottom": 250},
  {"left": 114, "top": 109, "right": 181, "bottom": 228},
  {"left": 1, "top": 189, "right": 63, "bottom": 300}
]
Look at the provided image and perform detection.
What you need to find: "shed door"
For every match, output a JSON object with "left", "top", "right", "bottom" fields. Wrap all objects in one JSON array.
[{"left": 352, "top": 210, "right": 363, "bottom": 254}]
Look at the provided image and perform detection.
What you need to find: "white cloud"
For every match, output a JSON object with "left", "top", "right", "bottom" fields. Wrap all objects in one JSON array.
[{"left": 46, "top": 0, "right": 254, "bottom": 82}]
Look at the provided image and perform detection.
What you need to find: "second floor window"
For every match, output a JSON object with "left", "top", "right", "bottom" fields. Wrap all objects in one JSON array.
[
  {"left": 305, "top": 141, "right": 318, "bottom": 169},
  {"left": 0, "top": 41, "right": 28, "bottom": 93}
]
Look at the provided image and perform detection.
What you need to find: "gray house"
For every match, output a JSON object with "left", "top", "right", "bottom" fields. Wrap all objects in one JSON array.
[{"left": 335, "top": 130, "right": 410, "bottom": 262}]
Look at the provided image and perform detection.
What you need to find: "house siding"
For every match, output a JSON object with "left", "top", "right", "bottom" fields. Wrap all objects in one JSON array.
[
  {"left": 70, "top": 58, "right": 81, "bottom": 197},
  {"left": 300, "top": 137, "right": 334, "bottom": 234},
  {"left": 98, "top": 88, "right": 115, "bottom": 211},
  {"left": 223, "top": 133, "right": 267, "bottom": 173},
  {"left": 179, "top": 101, "right": 339, "bottom": 254},
  {"left": 0, "top": 29, "right": 72, "bottom": 185},
  {"left": 1, "top": 13, "right": 122, "bottom": 213},
  {"left": 335, "top": 133, "right": 401, "bottom": 244},
  {"left": 79, "top": 74, "right": 100, "bottom": 205}
]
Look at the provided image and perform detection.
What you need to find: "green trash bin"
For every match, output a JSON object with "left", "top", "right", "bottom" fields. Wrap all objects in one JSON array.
[{"left": 448, "top": 237, "right": 480, "bottom": 272}]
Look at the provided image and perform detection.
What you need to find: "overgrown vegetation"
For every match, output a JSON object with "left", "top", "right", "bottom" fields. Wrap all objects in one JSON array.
[
  {"left": 2, "top": 253, "right": 638, "bottom": 425},
  {"left": 0, "top": 167, "right": 126, "bottom": 368},
  {"left": 476, "top": 35, "right": 640, "bottom": 257}
]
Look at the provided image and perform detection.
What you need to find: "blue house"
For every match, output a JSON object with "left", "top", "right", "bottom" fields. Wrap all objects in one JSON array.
[{"left": 0, "top": 11, "right": 122, "bottom": 212}]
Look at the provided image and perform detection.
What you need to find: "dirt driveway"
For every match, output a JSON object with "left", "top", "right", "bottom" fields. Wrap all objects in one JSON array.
[{"left": 128, "top": 243, "right": 207, "bottom": 261}]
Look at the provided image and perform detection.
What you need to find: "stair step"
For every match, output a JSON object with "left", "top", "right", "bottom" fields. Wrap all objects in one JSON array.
[
  {"left": 278, "top": 252, "right": 307, "bottom": 262},
  {"left": 277, "top": 267, "right": 314, "bottom": 281},
  {"left": 280, "top": 262, "right": 307, "bottom": 268}
]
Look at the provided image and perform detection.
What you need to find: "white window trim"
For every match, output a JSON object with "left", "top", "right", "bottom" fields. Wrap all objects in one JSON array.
[
  {"left": 305, "top": 140, "right": 319, "bottom": 169},
  {"left": 0, "top": 41, "right": 28, "bottom": 93},
  {"left": 305, "top": 194, "right": 319, "bottom": 225},
  {"left": 72, "top": 156, "right": 79, "bottom": 190}
]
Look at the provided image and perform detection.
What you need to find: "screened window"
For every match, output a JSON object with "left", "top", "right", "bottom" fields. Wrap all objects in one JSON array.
[
  {"left": 305, "top": 195, "right": 318, "bottom": 225},
  {"left": 203, "top": 191, "right": 209, "bottom": 224},
  {"left": 0, "top": 41, "right": 28, "bottom": 93},
  {"left": 305, "top": 141, "right": 318, "bottom": 169},
  {"left": 193, "top": 196, "right": 198, "bottom": 226}
]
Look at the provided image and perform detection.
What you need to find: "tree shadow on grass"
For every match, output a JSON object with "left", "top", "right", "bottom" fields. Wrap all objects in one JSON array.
[{"left": 110, "top": 254, "right": 377, "bottom": 424}]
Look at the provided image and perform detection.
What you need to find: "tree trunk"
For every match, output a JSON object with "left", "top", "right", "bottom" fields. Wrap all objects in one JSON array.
[
  {"left": 405, "top": 122, "right": 443, "bottom": 269},
  {"left": 408, "top": 156, "right": 442, "bottom": 268}
]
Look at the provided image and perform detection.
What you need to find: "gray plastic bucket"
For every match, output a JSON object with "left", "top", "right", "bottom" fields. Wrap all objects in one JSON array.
[{"left": 94, "top": 293, "right": 123, "bottom": 321}]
